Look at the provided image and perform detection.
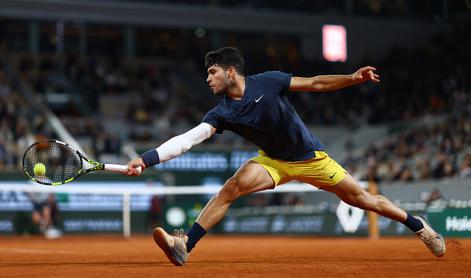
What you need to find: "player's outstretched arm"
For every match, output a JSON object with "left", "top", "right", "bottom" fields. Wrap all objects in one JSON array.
[
  {"left": 289, "top": 66, "right": 380, "bottom": 93},
  {"left": 126, "top": 123, "right": 216, "bottom": 176}
]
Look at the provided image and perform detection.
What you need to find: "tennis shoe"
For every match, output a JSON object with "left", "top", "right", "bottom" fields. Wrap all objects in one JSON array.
[
  {"left": 153, "top": 227, "right": 189, "bottom": 266},
  {"left": 415, "top": 215, "right": 446, "bottom": 257}
]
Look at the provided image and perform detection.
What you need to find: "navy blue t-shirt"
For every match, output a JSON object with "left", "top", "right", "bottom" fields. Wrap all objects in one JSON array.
[{"left": 202, "top": 71, "right": 325, "bottom": 161}]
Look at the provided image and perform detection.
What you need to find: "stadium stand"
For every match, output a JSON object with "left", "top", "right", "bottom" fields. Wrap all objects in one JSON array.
[{"left": 0, "top": 1, "right": 469, "bottom": 183}]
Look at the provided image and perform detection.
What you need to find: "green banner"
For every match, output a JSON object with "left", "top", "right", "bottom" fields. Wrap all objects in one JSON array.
[
  {"left": 213, "top": 210, "right": 417, "bottom": 236},
  {"left": 428, "top": 208, "right": 471, "bottom": 237}
]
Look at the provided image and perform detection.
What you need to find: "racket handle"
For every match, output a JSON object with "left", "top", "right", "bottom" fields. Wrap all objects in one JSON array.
[{"left": 104, "top": 164, "right": 142, "bottom": 174}]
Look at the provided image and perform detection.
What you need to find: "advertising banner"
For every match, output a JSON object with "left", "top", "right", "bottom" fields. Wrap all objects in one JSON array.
[{"left": 427, "top": 202, "right": 471, "bottom": 237}]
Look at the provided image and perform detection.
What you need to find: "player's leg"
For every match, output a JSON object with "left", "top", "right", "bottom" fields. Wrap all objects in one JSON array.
[
  {"left": 41, "top": 205, "right": 52, "bottom": 229},
  {"left": 32, "top": 203, "right": 49, "bottom": 233},
  {"left": 195, "top": 160, "right": 275, "bottom": 230},
  {"left": 31, "top": 210, "right": 41, "bottom": 230},
  {"left": 321, "top": 174, "right": 407, "bottom": 221},
  {"left": 295, "top": 151, "right": 445, "bottom": 257},
  {"left": 153, "top": 160, "right": 275, "bottom": 265},
  {"left": 322, "top": 174, "right": 445, "bottom": 257}
]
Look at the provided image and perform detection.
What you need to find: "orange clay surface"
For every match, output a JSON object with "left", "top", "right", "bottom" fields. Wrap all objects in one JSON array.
[{"left": 0, "top": 235, "right": 469, "bottom": 278}]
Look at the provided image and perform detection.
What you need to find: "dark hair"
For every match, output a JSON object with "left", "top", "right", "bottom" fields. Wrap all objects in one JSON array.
[{"left": 205, "top": 47, "right": 245, "bottom": 75}]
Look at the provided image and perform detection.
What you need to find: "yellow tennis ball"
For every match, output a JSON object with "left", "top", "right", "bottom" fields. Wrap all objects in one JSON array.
[{"left": 33, "top": 163, "right": 46, "bottom": 176}]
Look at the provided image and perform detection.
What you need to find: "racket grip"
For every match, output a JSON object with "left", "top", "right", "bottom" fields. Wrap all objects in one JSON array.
[{"left": 104, "top": 164, "right": 142, "bottom": 174}]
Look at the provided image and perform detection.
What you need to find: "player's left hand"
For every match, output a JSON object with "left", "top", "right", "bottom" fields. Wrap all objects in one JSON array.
[{"left": 352, "top": 66, "right": 380, "bottom": 83}]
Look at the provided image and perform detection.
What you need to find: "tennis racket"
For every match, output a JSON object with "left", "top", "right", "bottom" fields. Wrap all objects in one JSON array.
[{"left": 23, "top": 140, "right": 140, "bottom": 186}]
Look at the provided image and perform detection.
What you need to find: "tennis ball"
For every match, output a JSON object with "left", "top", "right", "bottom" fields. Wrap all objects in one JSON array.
[{"left": 33, "top": 163, "right": 46, "bottom": 176}]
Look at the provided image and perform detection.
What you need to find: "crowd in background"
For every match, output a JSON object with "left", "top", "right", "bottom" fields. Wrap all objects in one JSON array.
[
  {"left": 0, "top": 61, "right": 53, "bottom": 170},
  {"left": 341, "top": 24, "right": 470, "bottom": 182},
  {"left": 346, "top": 111, "right": 471, "bottom": 182},
  {"left": 0, "top": 17, "right": 469, "bottom": 184}
]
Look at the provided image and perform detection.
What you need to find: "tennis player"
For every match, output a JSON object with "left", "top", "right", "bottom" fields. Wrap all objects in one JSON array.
[{"left": 126, "top": 47, "right": 445, "bottom": 265}]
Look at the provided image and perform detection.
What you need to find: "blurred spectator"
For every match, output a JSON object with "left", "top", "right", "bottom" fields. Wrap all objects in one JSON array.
[
  {"left": 246, "top": 194, "right": 269, "bottom": 207},
  {"left": 148, "top": 195, "right": 164, "bottom": 232},
  {"left": 422, "top": 188, "right": 444, "bottom": 207},
  {"left": 432, "top": 153, "right": 456, "bottom": 178},
  {"left": 459, "top": 151, "right": 471, "bottom": 178},
  {"left": 0, "top": 138, "right": 7, "bottom": 169},
  {"left": 28, "top": 192, "right": 62, "bottom": 238}
]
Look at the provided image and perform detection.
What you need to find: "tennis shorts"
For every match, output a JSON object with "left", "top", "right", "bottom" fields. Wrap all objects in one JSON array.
[{"left": 251, "top": 150, "right": 347, "bottom": 187}]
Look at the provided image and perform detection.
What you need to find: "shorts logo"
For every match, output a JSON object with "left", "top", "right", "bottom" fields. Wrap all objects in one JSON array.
[
  {"left": 329, "top": 172, "right": 337, "bottom": 179},
  {"left": 255, "top": 95, "right": 264, "bottom": 103}
]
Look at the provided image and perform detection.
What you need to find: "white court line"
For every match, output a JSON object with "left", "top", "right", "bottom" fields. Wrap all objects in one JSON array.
[{"left": 0, "top": 247, "right": 80, "bottom": 254}]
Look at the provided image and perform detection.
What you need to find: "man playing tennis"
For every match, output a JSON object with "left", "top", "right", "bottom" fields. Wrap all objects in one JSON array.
[{"left": 126, "top": 47, "right": 445, "bottom": 265}]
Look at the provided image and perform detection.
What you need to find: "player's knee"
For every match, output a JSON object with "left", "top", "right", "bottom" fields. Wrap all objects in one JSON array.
[
  {"left": 347, "top": 198, "right": 368, "bottom": 209},
  {"left": 346, "top": 194, "right": 375, "bottom": 211},
  {"left": 371, "top": 195, "right": 388, "bottom": 212},
  {"left": 32, "top": 214, "right": 40, "bottom": 223},
  {"left": 218, "top": 177, "right": 242, "bottom": 202},
  {"left": 358, "top": 200, "right": 375, "bottom": 211},
  {"left": 354, "top": 195, "right": 384, "bottom": 212}
]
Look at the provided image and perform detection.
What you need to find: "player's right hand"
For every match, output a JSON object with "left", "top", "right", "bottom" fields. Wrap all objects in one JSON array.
[{"left": 126, "top": 157, "right": 146, "bottom": 176}]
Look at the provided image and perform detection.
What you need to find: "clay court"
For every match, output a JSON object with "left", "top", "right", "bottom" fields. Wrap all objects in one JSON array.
[{"left": 0, "top": 235, "right": 469, "bottom": 277}]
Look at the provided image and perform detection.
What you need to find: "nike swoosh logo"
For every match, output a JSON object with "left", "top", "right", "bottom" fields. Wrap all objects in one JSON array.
[
  {"left": 329, "top": 173, "right": 336, "bottom": 179},
  {"left": 255, "top": 95, "right": 264, "bottom": 102}
]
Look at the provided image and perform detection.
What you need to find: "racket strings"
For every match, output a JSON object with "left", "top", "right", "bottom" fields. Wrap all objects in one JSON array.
[{"left": 23, "top": 141, "right": 82, "bottom": 185}]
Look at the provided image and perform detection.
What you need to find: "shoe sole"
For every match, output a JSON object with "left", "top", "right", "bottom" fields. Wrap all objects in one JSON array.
[
  {"left": 153, "top": 227, "right": 182, "bottom": 266},
  {"left": 416, "top": 215, "right": 446, "bottom": 257}
]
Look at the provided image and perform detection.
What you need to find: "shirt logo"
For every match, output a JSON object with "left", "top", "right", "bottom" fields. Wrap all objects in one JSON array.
[{"left": 255, "top": 95, "right": 264, "bottom": 103}]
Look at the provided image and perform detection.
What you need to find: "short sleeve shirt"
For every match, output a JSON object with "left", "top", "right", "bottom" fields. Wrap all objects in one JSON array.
[{"left": 202, "top": 71, "right": 325, "bottom": 161}]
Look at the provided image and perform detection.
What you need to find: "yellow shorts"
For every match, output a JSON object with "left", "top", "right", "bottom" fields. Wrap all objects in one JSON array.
[{"left": 250, "top": 150, "right": 347, "bottom": 188}]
